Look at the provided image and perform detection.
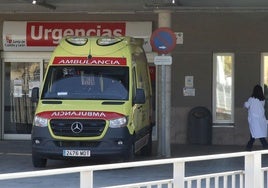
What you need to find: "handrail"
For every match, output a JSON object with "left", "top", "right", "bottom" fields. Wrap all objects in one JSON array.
[{"left": 0, "top": 150, "right": 268, "bottom": 188}]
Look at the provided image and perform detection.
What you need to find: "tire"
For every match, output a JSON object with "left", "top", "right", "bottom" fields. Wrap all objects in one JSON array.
[
  {"left": 140, "top": 131, "right": 152, "bottom": 156},
  {"left": 128, "top": 143, "right": 135, "bottom": 161},
  {"left": 123, "top": 140, "right": 135, "bottom": 162},
  {"left": 32, "top": 153, "right": 47, "bottom": 168}
]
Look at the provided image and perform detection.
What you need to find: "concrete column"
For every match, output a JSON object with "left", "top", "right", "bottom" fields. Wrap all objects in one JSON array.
[{"left": 158, "top": 11, "right": 171, "bottom": 27}]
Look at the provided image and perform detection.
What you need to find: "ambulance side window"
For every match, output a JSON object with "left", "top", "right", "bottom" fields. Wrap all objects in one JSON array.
[{"left": 132, "top": 67, "right": 137, "bottom": 100}]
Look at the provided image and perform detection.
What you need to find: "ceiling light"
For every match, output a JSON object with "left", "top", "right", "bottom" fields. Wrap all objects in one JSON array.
[
  {"left": 39, "top": 2, "right": 56, "bottom": 10},
  {"left": 31, "top": 0, "right": 56, "bottom": 10},
  {"left": 145, "top": 0, "right": 181, "bottom": 8}
]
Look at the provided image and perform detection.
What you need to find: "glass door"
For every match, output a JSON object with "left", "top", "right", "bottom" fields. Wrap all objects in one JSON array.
[{"left": 2, "top": 53, "right": 49, "bottom": 140}]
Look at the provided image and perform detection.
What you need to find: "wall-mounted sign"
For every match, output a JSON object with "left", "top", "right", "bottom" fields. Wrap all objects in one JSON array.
[
  {"left": 185, "top": 76, "right": 194, "bottom": 87},
  {"left": 184, "top": 75, "right": 195, "bottom": 96},
  {"left": 183, "top": 87, "right": 195, "bottom": 96},
  {"left": 3, "top": 21, "right": 152, "bottom": 52},
  {"left": 175, "top": 32, "right": 183, "bottom": 44}
]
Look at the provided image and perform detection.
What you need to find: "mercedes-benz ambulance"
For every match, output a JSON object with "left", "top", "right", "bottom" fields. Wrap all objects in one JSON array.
[{"left": 31, "top": 36, "right": 153, "bottom": 167}]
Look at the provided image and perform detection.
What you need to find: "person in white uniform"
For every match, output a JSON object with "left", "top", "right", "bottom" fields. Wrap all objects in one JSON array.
[{"left": 244, "top": 84, "right": 268, "bottom": 151}]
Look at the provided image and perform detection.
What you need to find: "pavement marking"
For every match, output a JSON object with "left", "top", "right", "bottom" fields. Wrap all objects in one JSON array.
[{"left": 0, "top": 152, "right": 31, "bottom": 156}]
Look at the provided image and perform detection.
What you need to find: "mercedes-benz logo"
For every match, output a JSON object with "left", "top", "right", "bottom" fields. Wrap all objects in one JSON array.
[{"left": 71, "top": 122, "right": 83, "bottom": 134}]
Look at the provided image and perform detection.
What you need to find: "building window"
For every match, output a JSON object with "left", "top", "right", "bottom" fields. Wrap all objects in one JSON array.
[
  {"left": 261, "top": 53, "right": 268, "bottom": 118},
  {"left": 213, "top": 53, "right": 234, "bottom": 124}
]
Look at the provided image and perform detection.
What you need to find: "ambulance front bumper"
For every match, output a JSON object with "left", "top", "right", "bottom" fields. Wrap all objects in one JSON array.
[{"left": 32, "top": 126, "right": 133, "bottom": 160}]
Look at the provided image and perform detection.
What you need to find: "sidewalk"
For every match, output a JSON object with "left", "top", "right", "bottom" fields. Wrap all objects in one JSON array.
[
  {"left": 0, "top": 140, "right": 248, "bottom": 161},
  {"left": 0, "top": 140, "right": 249, "bottom": 157},
  {"left": 171, "top": 143, "right": 246, "bottom": 157}
]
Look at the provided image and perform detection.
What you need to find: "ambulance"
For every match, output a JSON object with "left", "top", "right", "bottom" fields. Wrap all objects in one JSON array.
[{"left": 31, "top": 36, "right": 153, "bottom": 167}]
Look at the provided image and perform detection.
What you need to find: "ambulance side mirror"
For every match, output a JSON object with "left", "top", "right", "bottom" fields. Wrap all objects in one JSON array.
[
  {"left": 31, "top": 87, "right": 39, "bottom": 103},
  {"left": 133, "top": 88, "right": 145, "bottom": 104}
]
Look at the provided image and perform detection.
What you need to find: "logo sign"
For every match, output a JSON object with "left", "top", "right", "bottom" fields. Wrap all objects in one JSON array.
[
  {"left": 71, "top": 122, "right": 83, "bottom": 134},
  {"left": 3, "top": 21, "right": 152, "bottom": 52},
  {"left": 150, "top": 27, "right": 176, "bottom": 54},
  {"left": 52, "top": 57, "right": 127, "bottom": 66}
]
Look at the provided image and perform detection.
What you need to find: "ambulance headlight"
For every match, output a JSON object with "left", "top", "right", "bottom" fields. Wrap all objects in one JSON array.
[
  {"left": 66, "top": 37, "right": 88, "bottom": 46},
  {"left": 34, "top": 116, "right": 48, "bottom": 127},
  {"left": 97, "top": 37, "right": 123, "bottom": 46},
  {"left": 109, "top": 117, "right": 127, "bottom": 128}
]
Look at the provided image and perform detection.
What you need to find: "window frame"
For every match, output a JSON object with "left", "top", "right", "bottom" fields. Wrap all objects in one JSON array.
[
  {"left": 212, "top": 53, "right": 235, "bottom": 125},
  {"left": 261, "top": 53, "right": 268, "bottom": 87},
  {"left": 261, "top": 53, "right": 268, "bottom": 118}
]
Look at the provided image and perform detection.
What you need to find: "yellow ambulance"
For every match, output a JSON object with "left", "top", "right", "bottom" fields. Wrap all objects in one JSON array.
[{"left": 31, "top": 36, "right": 153, "bottom": 167}]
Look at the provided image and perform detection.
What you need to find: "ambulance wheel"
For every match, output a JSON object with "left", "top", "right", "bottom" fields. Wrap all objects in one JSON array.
[
  {"left": 140, "top": 131, "right": 152, "bottom": 156},
  {"left": 32, "top": 153, "right": 47, "bottom": 168},
  {"left": 126, "top": 143, "right": 135, "bottom": 161},
  {"left": 124, "top": 139, "right": 135, "bottom": 162}
]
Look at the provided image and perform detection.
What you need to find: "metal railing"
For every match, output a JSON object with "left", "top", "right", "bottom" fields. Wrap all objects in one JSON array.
[{"left": 0, "top": 150, "right": 268, "bottom": 188}]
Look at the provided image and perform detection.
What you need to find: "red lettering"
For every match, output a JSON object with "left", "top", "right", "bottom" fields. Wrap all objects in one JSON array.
[
  {"left": 36, "top": 111, "right": 124, "bottom": 120},
  {"left": 53, "top": 57, "right": 127, "bottom": 66}
]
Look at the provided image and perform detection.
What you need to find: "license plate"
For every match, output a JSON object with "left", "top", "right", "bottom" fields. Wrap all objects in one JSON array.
[{"left": 63, "top": 150, "right": 91, "bottom": 157}]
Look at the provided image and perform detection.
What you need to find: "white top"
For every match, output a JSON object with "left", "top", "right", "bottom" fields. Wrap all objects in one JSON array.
[{"left": 244, "top": 97, "right": 267, "bottom": 138}]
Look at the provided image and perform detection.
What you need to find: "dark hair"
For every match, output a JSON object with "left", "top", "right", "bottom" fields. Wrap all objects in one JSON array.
[{"left": 251, "top": 84, "right": 265, "bottom": 101}]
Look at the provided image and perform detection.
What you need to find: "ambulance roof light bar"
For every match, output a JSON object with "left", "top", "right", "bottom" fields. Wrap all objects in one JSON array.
[
  {"left": 65, "top": 37, "right": 88, "bottom": 46},
  {"left": 97, "top": 37, "right": 123, "bottom": 46}
]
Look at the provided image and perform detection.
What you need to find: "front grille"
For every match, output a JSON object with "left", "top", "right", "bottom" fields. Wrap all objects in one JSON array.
[
  {"left": 50, "top": 119, "right": 106, "bottom": 137},
  {"left": 54, "top": 141, "right": 100, "bottom": 147}
]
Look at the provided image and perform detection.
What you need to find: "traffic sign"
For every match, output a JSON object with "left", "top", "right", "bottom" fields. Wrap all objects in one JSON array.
[{"left": 150, "top": 27, "right": 176, "bottom": 54}]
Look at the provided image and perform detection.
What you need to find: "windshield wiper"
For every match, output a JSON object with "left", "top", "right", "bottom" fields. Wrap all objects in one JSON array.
[
  {"left": 102, "top": 101, "right": 125, "bottom": 105},
  {"left": 42, "top": 101, "right": 62, "bottom": 104}
]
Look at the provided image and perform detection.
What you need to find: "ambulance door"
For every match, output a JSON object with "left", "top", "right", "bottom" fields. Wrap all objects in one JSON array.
[
  {"left": 132, "top": 67, "right": 143, "bottom": 132},
  {"left": 2, "top": 52, "right": 49, "bottom": 140}
]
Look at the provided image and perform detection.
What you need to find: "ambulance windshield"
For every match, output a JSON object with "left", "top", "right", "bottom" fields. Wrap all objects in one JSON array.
[{"left": 41, "top": 66, "right": 129, "bottom": 100}]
